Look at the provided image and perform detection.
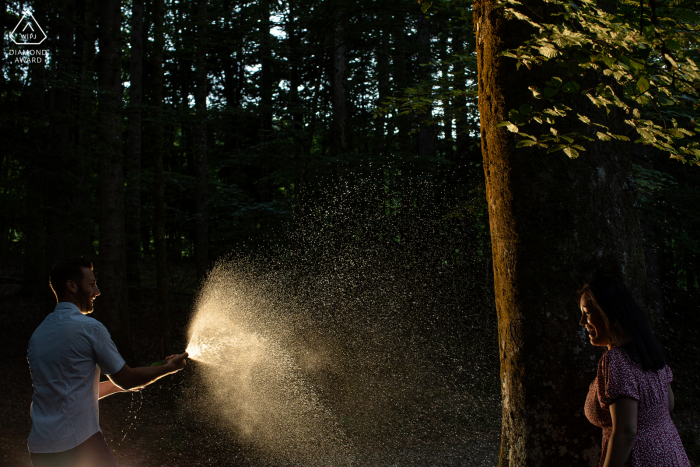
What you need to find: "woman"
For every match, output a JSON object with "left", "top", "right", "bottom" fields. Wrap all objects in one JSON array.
[{"left": 580, "top": 277, "right": 690, "bottom": 467}]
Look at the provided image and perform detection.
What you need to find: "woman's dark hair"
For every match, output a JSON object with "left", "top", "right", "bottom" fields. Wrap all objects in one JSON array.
[
  {"left": 579, "top": 277, "right": 665, "bottom": 371},
  {"left": 49, "top": 257, "right": 93, "bottom": 301}
]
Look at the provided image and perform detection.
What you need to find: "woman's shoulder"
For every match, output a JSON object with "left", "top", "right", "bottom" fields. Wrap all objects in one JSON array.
[
  {"left": 598, "top": 347, "right": 638, "bottom": 374},
  {"left": 601, "top": 346, "right": 628, "bottom": 364}
]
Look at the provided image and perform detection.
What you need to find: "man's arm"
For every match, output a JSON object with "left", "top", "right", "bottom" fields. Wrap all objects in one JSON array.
[
  {"left": 99, "top": 380, "right": 125, "bottom": 399},
  {"left": 602, "top": 397, "right": 638, "bottom": 467},
  {"left": 108, "top": 352, "right": 188, "bottom": 390}
]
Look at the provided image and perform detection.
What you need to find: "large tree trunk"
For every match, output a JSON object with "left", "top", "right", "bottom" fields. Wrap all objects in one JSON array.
[
  {"left": 474, "top": 1, "right": 649, "bottom": 466},
  {"left": 46, "top": 0, "right": 76, "bottom": 265},
  {"left": 331, "top": 9, "right": 348, "bottom": 159},
  {"left": 74, "top": 0, "right": 98, "bottom": 258},
  {"left": 417, "top": 14, "right": 433, "bottom": 160},
  {"left": 372, "top": 29, "right": 390, "bottom": 157},
  {"left": 194, "top": 0, "right": 209, "bottom": 279},
  {"left": 98, "top": 0, "right": 133, "bottom": 364},
  {"left": 126, "top": 0, "right": 144, "bottom": 303},
  {"left": 22, "top": 5, "right": 49, "bottom": 298},
  {"left": 152, "top": 0, "right": 170, "bottom": 358}
]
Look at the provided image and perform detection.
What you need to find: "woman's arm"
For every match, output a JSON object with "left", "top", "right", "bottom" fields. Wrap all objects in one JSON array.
[
  {"left": 603, "top": 397, "right": 638, "bottom": 467},
  {"left": 668, "top": 384, "right": 674, "bottom": 412}
]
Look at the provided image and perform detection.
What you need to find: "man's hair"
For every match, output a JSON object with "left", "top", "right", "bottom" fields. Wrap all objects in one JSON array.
[{"left": 49, "top": 257, "right": 93, "bottom": 300}]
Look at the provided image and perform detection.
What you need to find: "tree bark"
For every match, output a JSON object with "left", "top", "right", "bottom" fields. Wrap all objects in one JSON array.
[
  {"left": 98, "top": 0, "right": 134, "bottom": 364},
  {"left": 373, "top": 29, "right": 390, "bottom": 157},
  {"left": 417, "top": 14, "right": 433, "bottom": 159},
  {"left": 474, "top": 1, "right": 649, "bottom": 466},
  {"left": 22, "top": 5, "right": 49, "bottom": 298},
  {"left": 152, "top": 0, "right": 170, "bottom": 358},
  {"left": 46, "top": 0, "right": 76, "bottom": 265},
  {"left": 194, "top": 0, "right": 209, "bottom": 279},
  {"left": 126, "top": 0, "right": 144, "bottom": 303},
  {"left": 332, "top": 8, "right": 348, "bottom": 159}
]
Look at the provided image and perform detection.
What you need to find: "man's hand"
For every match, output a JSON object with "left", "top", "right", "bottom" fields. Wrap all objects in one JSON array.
[
  {"left": 165, "top": 352, "right": 188, "bottom": 372},
  {"left": 109, "top": 352, "right": 189, "bottom": 390}
]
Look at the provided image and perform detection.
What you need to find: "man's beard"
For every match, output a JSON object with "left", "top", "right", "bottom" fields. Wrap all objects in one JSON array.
[{"left": 77, "top": 284, "right": 93, "bottom": 313}]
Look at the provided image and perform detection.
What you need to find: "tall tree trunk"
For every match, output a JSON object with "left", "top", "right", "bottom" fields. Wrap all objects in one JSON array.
[
  {"left": 391, "top": 16, "right": 410, "bottom": 156},
  {"left": 417, "top": 14, "right": 433, "bottom": 160},
  {"left": 475, "top": 1, "right": 649, "bottom": 466},
  {"left": 126, "top": 0, "right": 144, "bottom": 303},
  {"left": 98, "top": 0, "right": 133, "bottom": 364},
  {"left": 373, "top": 29, "right": 390, "bottom": 157},
  {"left": 440, "top": 33, "right": 453, "bottom": 160},
  {"left": 194, "top": 0, "right": 209, "bottom": 279},
  {"left": 332, "top": 9, "right": 348, "bottom": 159},
  {"left": 451, "top": 28, "right": 471, "bottom": 162},
  {"left": 75, "top": 0, "right": 98, "bottom": 258},
  {"left": 22, "top": 5, "right": 49, "bottom": 298},
  {"left": 152, "top": 0, "right": 170, "bottom": 358},
  {"left": 46, "top": 0, "right": 76, "bottom": 265}
]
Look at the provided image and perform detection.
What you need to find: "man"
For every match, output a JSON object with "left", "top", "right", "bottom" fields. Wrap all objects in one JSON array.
[{"left": 27, "top": 257, "right": 188, "bottom": 467}]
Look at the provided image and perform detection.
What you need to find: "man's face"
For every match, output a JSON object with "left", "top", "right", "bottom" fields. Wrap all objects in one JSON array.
[{"left": 76, "top": 268, "right": 100, "bottom": 314}]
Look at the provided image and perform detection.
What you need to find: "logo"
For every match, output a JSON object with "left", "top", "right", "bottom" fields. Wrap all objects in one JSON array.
[{"left": 10, "top": 13, "right": 47, "bottom": 45}]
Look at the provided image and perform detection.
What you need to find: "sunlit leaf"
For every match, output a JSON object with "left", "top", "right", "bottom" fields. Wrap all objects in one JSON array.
[
  {"left": 516, "top": 140, "right": 538, "bottom": 148},
  {"left": 637, "top": 77, "right": 650, "bottom": 93},
  {"left": 563, "top": 147, "right": 580, "bottom": 158}
]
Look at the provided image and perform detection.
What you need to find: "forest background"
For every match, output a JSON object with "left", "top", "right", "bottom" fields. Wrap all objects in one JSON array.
[{"left": 1, "top": 0, "right": 700, "bottom": 465}]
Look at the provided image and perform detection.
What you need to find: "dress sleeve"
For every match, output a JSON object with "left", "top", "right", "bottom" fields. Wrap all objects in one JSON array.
[
  {"left": 662, "top": 365, "right": 673, "bottom": 385},
  {"left": 596, "top": 349, "right": 639, "bottom": 409}
]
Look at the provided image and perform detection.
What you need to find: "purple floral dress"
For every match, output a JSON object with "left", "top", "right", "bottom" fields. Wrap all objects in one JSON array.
[{"left": 585, "top": 347, "right": 690, "bottom": 467}]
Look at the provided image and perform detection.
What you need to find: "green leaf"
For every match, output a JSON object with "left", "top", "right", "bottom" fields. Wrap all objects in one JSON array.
[
  {"left": 638, "top": 128, "right": 656, "bottom": 142},
  {"left": 637, "top": 77, "right": 650, "bottom": 93},
  {"left": 562, "top": 81, "right": 580, "bottom": 93},
  {"left": 563, "top": 147, "right": 580, "bottom": 158},
  {"left": 676, "top": 9, "right": 700, "bottom": 22},
  {"left": 539, "top": 45, "right": 559, "bottom": 58},
  {"left": 419, "top": 0, "right": 433, "bottom": 13},
  {"left": 666, "top": 40, "right": 681, "bottom": 51},
  {"left": 578, "top": 114, "right": 591, "bottom": 124},
  {"left": 597, "top": 131, "right": 612, "bottom": 141},
  {"left": 496, "top": 121, "right": 520, "bottom": 133},
  {"left": 544, "top": 87, "right": 559, "bottom": 97},
  {"left": 516, "top": 140, "right": 538, "bottom": 148},
  {"left": 519, "top": 103, "right": 533, "bottom": 116}
]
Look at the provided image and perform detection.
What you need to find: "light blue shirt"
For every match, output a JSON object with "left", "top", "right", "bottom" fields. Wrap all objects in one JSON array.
[{"left": 27, "top": 302, "right": 125, "bottom": 453}]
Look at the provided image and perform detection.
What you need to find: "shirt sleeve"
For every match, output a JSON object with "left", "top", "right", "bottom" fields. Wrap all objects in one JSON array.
[
  {"left": 596, "top": 349, "right": 639, "bottom": 408},
  {"left": 92, "top": 322, "right": 126, "bottom": 375}
]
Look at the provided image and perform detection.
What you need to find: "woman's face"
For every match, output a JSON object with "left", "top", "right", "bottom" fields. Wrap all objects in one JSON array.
[{"left": 579, "top": 294, "right": 612, "bottom": 349}]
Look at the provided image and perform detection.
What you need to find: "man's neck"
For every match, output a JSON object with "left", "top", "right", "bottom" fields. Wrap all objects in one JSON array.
[{"left": 58, "top": 299, "right": 86, "bottom": 314}]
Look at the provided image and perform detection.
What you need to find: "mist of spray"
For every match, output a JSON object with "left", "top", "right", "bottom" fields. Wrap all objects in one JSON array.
[
  {"left": 186, "top": 262, "right": 354, "bottom": 466},
  {"left": 184, "top": 178, "right": 501, "bottom": 465}
]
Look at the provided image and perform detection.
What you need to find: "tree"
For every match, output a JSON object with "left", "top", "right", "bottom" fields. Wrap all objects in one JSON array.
[
  {"left": 473, "top": 0, "right": 650, "bottom": 465},
  {"left": 97, "top": 0, "right": 134, "bottom": 364},
  {"left": 126, "top": 0, "right": 144, "bottom": 302},
  {"left": 152, "top": 0, "right": 171, "bottom": 357},
  {"left": 194, "top": 0, "right": 209, "bottom": 278}
]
